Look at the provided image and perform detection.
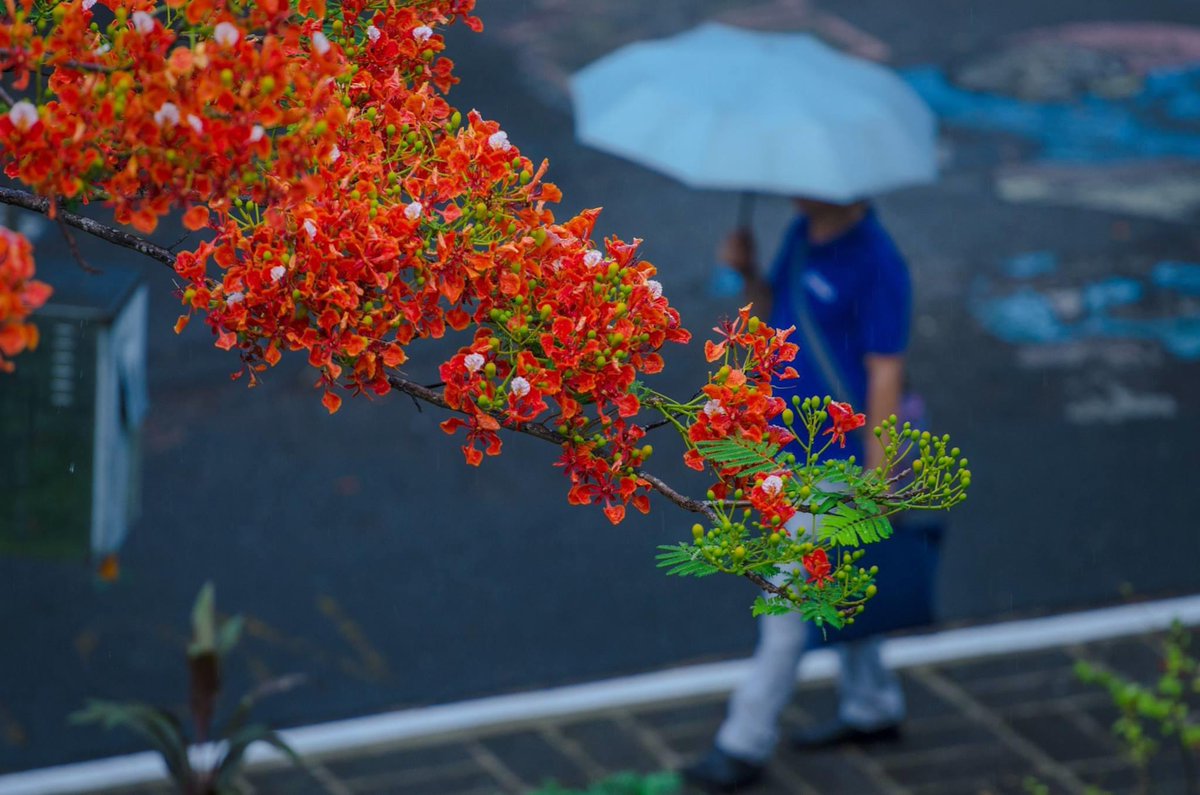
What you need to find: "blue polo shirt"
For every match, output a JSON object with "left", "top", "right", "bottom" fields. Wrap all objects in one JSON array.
[{"left": 766, "top": 208, "right": 911, "bottom": 463}]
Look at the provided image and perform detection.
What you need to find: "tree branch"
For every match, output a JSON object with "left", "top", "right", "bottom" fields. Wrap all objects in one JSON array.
[
  {"left": 384, "top": 374, "right": 722, "bottom": 523},
  {"left": 1, "top": 182, "right": 776, "bottom": 594},
  {"left": 744, "top": 571, "right": 794, "bottom": 601},
  {"left": 635, "top": 470, "right": 717, "bottom": 521},
  {"left": 0, "top": 186, "right": 175, "bottom": 267},
  {"left": 0, "top": 48, "right": 110, "bottom": 73},
  {"left": 55, "top": 210, "right": 101, "bottom": 274}
]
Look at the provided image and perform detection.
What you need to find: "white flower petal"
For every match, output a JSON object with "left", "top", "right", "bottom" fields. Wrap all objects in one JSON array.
[
  {"left": 328, "top": 143, "right": 341, "bottom": 163},
  {"left": 404, "top": 200, "right": 423, "bottom": 220},
  {"left": 82, "top": 0, "right": 97, "bottom": 10},
  {"left": 646, "top": 279, "right": 663, "bottom": 299},
  {"left": 464, "top": 353, "right": 485, "bottom": 373},
  {"left": 303, "top": 219, "right": 318, "bottom": 239},
  {"left": 761, "top": 475, "right": 783, "bottom": 496},
  {"left": 186, "top": 114, "right": 203, "bottom": 134},
  {"left": 510, "top": 376, "right": 531, "bottom": 398},
  {"left": 487, "top": 130, "right": 511, "bottom": 151},
  {"left": 225, "top": 291, "right": 245, "bottom": 307},
  {"left": 248, "top": 124, "right": 264, "bottom": 143},
  {"left": 312, "top": 31, "right": 330, "bottom": 55},
  {"left": 153, "top": 102, "right": 179, "bottom": 127},
  {"left": 702, "top": 399, "right": 724, "bottom": 418},
  {"left": 8, "top": 100, "right": 38, "bottom": 132},
  {"left": 583, "top": 250, "right": 604, "bottom": 268},
  {"left": 131, "top": 10, "right": 154, "bottom": 34},
  {"left": 412, "top": 25, "right": 433, "bottom": 42},
  {"left": 213, "top": 21, "right": 240, "bottom": 48},
  {"left": 270, "top": 265, "right": 286, "bottom": 282},
  {"left": 367, "top": 25, "right": 381, "bottom": 42}
]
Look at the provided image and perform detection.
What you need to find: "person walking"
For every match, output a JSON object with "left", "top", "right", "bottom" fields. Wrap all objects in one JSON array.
[{"left": 683, "top": 196, "right": 913, "bottom": 792}]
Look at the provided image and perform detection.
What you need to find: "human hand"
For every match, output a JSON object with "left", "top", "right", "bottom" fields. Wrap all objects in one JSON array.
[{"left": 719, "top": 227, "right": 757, "bottom": 278}]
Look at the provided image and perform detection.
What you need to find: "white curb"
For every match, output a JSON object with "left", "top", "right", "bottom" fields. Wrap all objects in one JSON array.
[{"left": 4, "top": 593, "right": 1200, "bottom": 795}]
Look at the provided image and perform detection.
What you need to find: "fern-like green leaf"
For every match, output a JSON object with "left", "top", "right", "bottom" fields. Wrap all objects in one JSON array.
[
  {"left": 811, "top": 492, "right": 844, "bottom": 515},
  {"left": 800, "top": 599, "right": 844, "bottom": 630},
  {"left": 693, "top": 438, "right": 782, "bottom": 477},
  {"left": 752, "top": 597, "right": 795, "bottom": 617},
  {"left": 670, "top": 561, "right": 719, "bottom": 577},
  {"left": 749, "top": 563, "right": 781, "bottom": 579},
  {"left": 655, "top": 545, "right": 718, "bottom": 577},
  {"left": 821, "top": 506, "right": 893, "bottom": 547},
  {"left": 655, "top": 546, "right": 691, "bottom": 566}
]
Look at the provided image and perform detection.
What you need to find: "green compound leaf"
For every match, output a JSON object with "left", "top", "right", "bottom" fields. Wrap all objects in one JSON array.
[
  {"left": 749, "top": 563, "right": 781, "bottom": 579},
  {"left": 752, "top": 597, "right": 794, "bottom": 617},
  {"left": 655, "top": 545, "right": 718, "bottom": 577},
  {"left": 810, "top": 492, "right": 844, "bottom": 515},
  {"left": 820, "top": 504, "right": 893, "bottom": 547},
  {"left": 693, "top": 437, "right": 782, "bottom": 478},
  {"left": 800, "top": 598, "right": 845, "bottom": 630}
]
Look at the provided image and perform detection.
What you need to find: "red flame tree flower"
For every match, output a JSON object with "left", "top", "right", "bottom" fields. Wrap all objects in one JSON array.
[{"left": 0, "top": 0, "right": 970, "bottom": 626}]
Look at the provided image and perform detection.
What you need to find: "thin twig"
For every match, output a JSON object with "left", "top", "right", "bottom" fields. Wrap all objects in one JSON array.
[
  {"left": 0, "top": 82, "right": 14, "bottom": 106},
  {"left": 166, "top": 230, "right": 195, "bottom": 252},
  {"left": 385, "top": 375, "right": 564, "bottom": 445},
  {"left": 55, "top": 210, "right": 101, "bottom": 274},
  {"left": 642, "top": 417, "right": 674, "bottom": 432},
  {"left": 636, "top": 470, "right": 717, "bottom": 521},
  {"left": 0, "top": 186, "right": 175, "bottom": 266},
  {"left": 744, "top": 571, "right": 793, "bottom": 601},
  {"left": 1, "top": 182, "right": 788, "bottom": 596},
  {"left": 0, "top": 48, "right": 110, "bottom": 73}
]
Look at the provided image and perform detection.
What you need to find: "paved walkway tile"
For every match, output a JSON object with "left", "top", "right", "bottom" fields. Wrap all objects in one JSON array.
[{"left": 82, "top": 630, "right": 1198, "bottom": 794}]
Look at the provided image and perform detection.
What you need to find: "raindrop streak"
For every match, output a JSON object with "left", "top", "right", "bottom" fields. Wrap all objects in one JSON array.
[{"left": 68, "top": 462, "right": 75, "bottom": 474}]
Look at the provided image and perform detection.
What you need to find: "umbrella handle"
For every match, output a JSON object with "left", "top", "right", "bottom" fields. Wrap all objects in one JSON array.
[{"left": 736, "top": 191, "right": 756, "bottom": 229}]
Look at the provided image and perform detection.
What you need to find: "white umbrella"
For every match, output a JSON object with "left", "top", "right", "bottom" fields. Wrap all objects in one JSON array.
[{"left": 570, "top": 23, "right": 937, "bottom": 204}]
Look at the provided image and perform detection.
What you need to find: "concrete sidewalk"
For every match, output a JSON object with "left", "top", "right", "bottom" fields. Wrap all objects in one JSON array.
[{"left": 93, "top": 628, "right": 1194, "bottom": 795}]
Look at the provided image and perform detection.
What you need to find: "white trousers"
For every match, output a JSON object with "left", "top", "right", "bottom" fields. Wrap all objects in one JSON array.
[{"left": 714, "top": 513, "right": 906, "bottom": 763}]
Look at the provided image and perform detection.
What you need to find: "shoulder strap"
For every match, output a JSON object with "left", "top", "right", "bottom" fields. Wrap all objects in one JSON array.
[{"left": 788, "top": 240, "right": 856, "bottom": 405}]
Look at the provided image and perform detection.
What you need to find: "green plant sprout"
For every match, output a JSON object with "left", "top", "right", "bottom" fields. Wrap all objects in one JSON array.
[
  {"left": 71, "top": 583, "right": 306, "bottom": 795},
  {"left": 1073, "top": 622, "right": 1200, "bottom": 795}
]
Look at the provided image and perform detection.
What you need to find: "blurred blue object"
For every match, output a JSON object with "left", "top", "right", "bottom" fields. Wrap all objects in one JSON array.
[
  {"left": 972, "top": 285, "right": 1071, "bottom": 344},
  {"left": 1152, "top": 260, "right": 1200, "bottom": 295},
  {"left": 904, "top": 64, "right": 1200, "bottom": 163},
  {"left": 570, "top": 23, "right": 937, "bottom": 203},
  {"left": 1083, "top": 277, "right": 1143, "bottom": 313},
  {"left": 708, "top": 265, "right": 746, "bottom": 298},
  {"left": 1000, "top": 250, "right": 1058, "bottom": 279}
]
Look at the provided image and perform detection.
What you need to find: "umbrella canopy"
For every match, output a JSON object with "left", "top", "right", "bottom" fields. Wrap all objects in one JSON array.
[{"left": 570, "top": 23, "right": 937, "bottom": 203}]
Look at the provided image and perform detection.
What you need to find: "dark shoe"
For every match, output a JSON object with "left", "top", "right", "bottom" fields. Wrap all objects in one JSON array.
[
  {"left": 791, "top": 719, "right": 901, "bottom": 750},
  {"left": 681, "top": 746, "right": 764, "bottom": 792}
]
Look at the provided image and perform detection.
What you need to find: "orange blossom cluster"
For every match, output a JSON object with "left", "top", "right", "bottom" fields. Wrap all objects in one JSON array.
[
  {"left": 0, "top": 228, "right": 50, "bottom": 371},
  {"left": 0, "top": 0, "right": 833, "bottom": 527}
]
